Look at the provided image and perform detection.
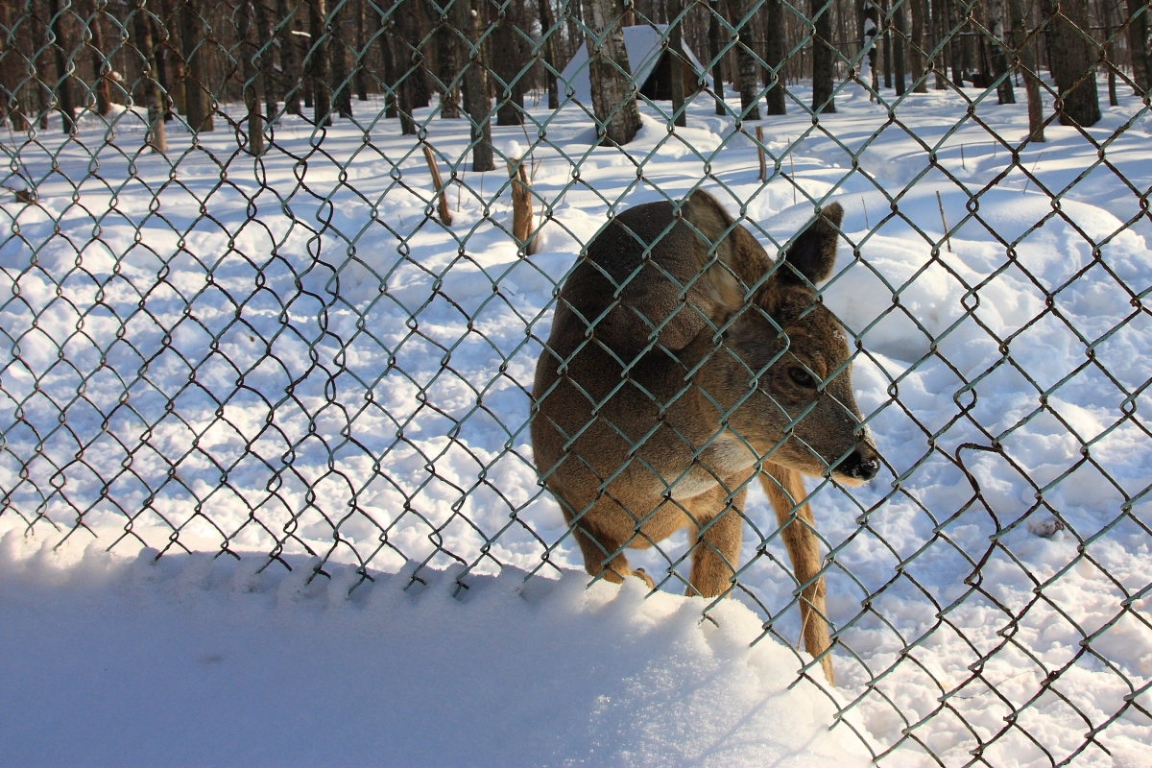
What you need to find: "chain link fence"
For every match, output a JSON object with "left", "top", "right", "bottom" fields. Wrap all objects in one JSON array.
[{"left": 2, "top": 0, "right": 1151, "bottom": 765}]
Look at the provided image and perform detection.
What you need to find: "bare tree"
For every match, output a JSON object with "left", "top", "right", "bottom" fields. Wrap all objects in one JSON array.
[
  {"left": 582, "top": 0, "right": 641, "bottom": 144},
  {"left": 1044, "top": 0, "right": 1101, "bottom": 126},
  {"left": 276, "top": 0, "right": 304, "bottom": 115},
  {"left": 254, "top": 0, "right": 279, "bottom": 118},
  {"left": 354, "top": 0, "right": 371, "bottom": 102},
  {"left": 863, "top": 0, "right": 881, "bottom": 94},
  {"left": 132, "top": 0, "right": 169, "bottom": 152},
  {"left": 733, "top": 0, "right": 762, "bottom": 120},
  {"left": 669, "top": 0, "right": 686, "bottom": 127},
  {"left": 237, "top": 0, "right": 266, "bottom": 153},
  {"left": 706, "top": 0, "right": 726, "bottom": 114},
  {"left": 306, "top": 0, "right": 333, "bottom": 126},
  {"left": 537, "top": 0, "right": 560, "bottom": 109},
  {"left": 86, "top": 0, "right": 115, "bottom": 115},
  {"left": 811, "top": 0, "right": 837, "bottom": 112},
  {"left": 1009, "top": 0, "right": 1045, "bottom": 140},
  {"left": 883, "top": 0, "right": 894, "bottom": 88},
  {"left": 765, "top": 0, "right": 787, "bottom": 114},
  {"left": 179, "top": 0, "right": 215, "bottom": 131},
  {"left": 893, "top": 0, "right": 908, "bottom": 94},
  {"left": 453, "top": 0, "right": 496, "bottom": 169},
  {"left": 1126, "top": 0, "right": 1150, "bottom": 94},
  {"left": 1102, "top": 0, "right": 1118, "bottom": 105},
  {"left": 48, "top": 0, "right": 80, "bottom": 133},
  {"left": 987, "top": 0, "right": 1015, "bottom": 103},
  {"left": 435, "top": 11, "right": 463, "bottom": 118},
  {"left": 909, "top": 0, "right": 928, "bottom": 92},
  {"left": 329, "top": 0, "right": 352, "bottom": 118},
  {"left": 491, "top": 0, "right": 530, "bottom": 126}
]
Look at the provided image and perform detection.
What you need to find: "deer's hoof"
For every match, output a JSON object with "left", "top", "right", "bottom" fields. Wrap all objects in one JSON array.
[{"left": 631, "top": 568, "right": 656, "bottom": 590}]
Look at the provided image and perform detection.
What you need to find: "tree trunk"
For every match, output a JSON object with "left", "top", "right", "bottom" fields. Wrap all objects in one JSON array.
[
  {"left": 454, "top": 0, "right": 496, "bottom": 169},
  {"left": 566, "top": 1, "right": 584, "bottom": 68},
  {"left": 355, "top": 0, "right": 370, "bottom": 102},
  {"left": 1102, "top": 0, "right": 1117, "bottom": 105},
  {"left": 278, "top": 0, "right": 304, "bottom": 115},
  {"left": 883, "top": 0, "right": 894, "bottom": 88},
  {"left": 538, "top": 0, "right": 560, "bottom": 110},
  {"left": 582, "top": 0, "right": 642, "bottom": 145},
  {"left": 329, "top": 0, "right": 352, "bottom": 119},
  {"left": 811, "top": 0, "right": 837, "bottom": 112},
  {"left": 765, "top": 0, "right": 787, "bottom": 114},
  {"left": 930, "top": 0, "right": 946, "bottom": 88},
  {"left": 1044, "top": 0, "right": 1101, "bottom": 127},
  {"left": 238, "top": 0, "right": 266, "bottom": 153},
  {"left": 909, "top": 0, "right": 928, "bottom": 92},
  {"left": 394, "top": 13, "right": 418, "bottom": 134},
  {"left": 707, "top": 0, "right": 726, "bottom": 114},
  {"left": 669, "top": 0, "right": 686, "bottom": 127},
  {"left": 307, "top": 0, "right": 333, "bottom": 126},
  {"left": 1009, "top": 0, "right": 1045, "bottom": 140},
  {"left": 863, "top": 0, "right": 880, "bottom": 95},
  {"left": 179, "top": 0, "right": 214, "bottom": 131},
  {"left": 87, "top": 0, "right": 115, "bottom": 115},
  {"left": 1119, "top": 0, "right": 1147, "bottom": 95},
  {"left": 48, "top": 0, "right": 79, "bottom": 134},
  {"left": 252, "top": 0, "right": 278, "bottom": 118},
  {"left": 987, "top": 0, "right": 1015, "bottom": 103},
  {"left": 934, "top": 0, "right": 956, "bottom": 84},
  {"left": 377, "top": 7, "right": 398, "bottom": 120},
  {"left": 1125, "top": 0, "right": 1149, "bottom": 94},
  {"left": 0, "top": 2, "right": 31, "bottom": 130},
  {"left": 893, "top": 0, "right": 907, "bottom": 95},
  {"left": 734, "top": 0, "right": 762, "bottom": 120},
  {"left": 492, "top": 4, "right": 528, "bottom": 126},
  {"left": 435, "top": 17, "right": 462, "bottom": 118},
  {"left": 132, "top": 0, "right": 168, "bottom": 152}
]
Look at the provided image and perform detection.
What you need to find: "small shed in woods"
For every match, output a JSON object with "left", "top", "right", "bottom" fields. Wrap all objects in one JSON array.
[{"left": 559, "top": 25, "right": 706, "bottom": 105}]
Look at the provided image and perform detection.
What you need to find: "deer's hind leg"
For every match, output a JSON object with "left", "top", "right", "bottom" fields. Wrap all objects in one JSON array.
[{"left": 761, "top": 464, "right": 835, "bottom": 685}]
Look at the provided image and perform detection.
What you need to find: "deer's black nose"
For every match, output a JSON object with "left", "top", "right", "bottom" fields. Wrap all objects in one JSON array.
[{"left": 840, "top": 447, "right": 881, "bottom": 483}]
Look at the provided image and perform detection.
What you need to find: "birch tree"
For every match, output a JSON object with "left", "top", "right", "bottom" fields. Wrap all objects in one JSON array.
[{"left": 582, "top": 0, "right": 641, "bottom": 144}]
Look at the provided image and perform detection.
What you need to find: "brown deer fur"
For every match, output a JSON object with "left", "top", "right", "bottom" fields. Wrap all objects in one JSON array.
[{"left": 530, "top": 189, "right": 880, "bottom": 684}]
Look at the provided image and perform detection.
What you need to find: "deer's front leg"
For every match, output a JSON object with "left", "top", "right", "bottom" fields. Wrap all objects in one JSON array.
[
  {"left": 761, "top": 464, "right": 835, "bottom": 685},
  {"left": 685, "top": 485, "right": 747, "bottom": 598}
]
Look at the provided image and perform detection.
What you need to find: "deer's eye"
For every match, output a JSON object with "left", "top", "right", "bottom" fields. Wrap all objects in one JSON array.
[{"left": 788, "top": 367, "right": 817, "bottom": 388}]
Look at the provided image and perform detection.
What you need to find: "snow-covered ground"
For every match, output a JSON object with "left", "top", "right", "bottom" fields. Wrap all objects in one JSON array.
[{"left": 2, "top": 75, "right": 1150, "bottom": 767}]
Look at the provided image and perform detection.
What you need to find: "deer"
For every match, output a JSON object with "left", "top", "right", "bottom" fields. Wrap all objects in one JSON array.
[{"left": 530, "top": 188, "right": 881, "bottom": 685}]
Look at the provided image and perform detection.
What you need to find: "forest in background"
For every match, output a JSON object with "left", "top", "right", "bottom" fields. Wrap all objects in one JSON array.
[{"left": 2, "top": 0, "right": 1148, "bottom": 157}]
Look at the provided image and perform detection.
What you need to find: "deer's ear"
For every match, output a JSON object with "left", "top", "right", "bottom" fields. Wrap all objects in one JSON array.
[{"left": 777, "top": 203, "right": 844, "bottom": 287}]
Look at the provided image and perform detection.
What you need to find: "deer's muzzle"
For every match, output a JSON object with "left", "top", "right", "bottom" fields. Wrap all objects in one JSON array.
[{"left": 836, "top": 443, "right": 882, "bottom": 485}]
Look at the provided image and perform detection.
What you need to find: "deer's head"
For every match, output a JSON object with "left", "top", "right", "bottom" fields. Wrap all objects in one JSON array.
[{"left": 699, "top": 204, "right": 881, "bottom": 485}]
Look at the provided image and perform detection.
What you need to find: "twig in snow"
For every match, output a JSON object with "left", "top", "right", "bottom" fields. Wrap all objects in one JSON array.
[{"left": 936, "top": 191, "right": 952, "bottom": 253}]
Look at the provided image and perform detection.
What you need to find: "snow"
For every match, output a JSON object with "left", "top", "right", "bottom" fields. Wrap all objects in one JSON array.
[
  {"left": 2, "top": 77, "right": 1152, "bottom": 767},
  {"left": 0, "top": 534, "right": 872, "bottom": 767}
]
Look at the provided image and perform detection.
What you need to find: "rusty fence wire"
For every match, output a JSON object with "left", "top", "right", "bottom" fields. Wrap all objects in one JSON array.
[{"left": 2, "top": 0, "right": 1151, "bottom": 765}]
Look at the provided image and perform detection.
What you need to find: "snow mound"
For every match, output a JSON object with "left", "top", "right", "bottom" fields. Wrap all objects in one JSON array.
[{"left": 0, "top": 532, "right": 873, "bottom": 767}]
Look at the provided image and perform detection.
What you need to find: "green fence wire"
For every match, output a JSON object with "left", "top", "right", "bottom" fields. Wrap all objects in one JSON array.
[{"left": 2, "top": 0, "right": 1150, "bottom": 765}]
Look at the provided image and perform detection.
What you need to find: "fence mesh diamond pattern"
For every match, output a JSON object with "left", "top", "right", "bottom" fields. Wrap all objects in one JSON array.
[{"left": 1, "top": 0, "right": 1150, "bottom": 765}]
